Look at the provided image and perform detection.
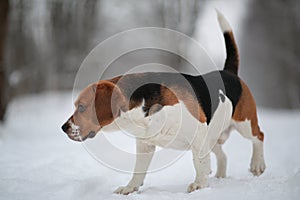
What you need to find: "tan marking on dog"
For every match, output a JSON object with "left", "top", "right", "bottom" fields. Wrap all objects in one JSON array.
[
  {"left": 160, "top": 86, "right": 207, "bottom": 123},
  {"left": 232, "top": 80, "right": 264, "bottom": 141},
  {"left": 72, "top": 84, "right": 101, "bottom": 139},
  {"left": 69, "top": 80, "right": 127, "bottom": 139},
  {"left": 94, "top": 81, "right": 126, "bottom": 127}
]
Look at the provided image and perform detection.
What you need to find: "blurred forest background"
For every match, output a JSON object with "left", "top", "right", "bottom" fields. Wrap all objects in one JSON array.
[{"left": 0, "top": 0, "right": 299, "bottom": 121}]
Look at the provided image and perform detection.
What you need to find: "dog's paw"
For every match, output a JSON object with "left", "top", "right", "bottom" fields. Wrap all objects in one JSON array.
[
  {"left": 215, "top": 166, "right": 226, "bottom": 178},
  {"left": 187, "top": 181, "right": 208, "bottom": 193},
  {"left": 215, "top": 171, "right": 226, "bottom": 178},
  {"left": 114, "top": 186, "right": 138, "bottom": 195},
  {"left": 250, "top": 159, "right": 266, "bottom": 176}
]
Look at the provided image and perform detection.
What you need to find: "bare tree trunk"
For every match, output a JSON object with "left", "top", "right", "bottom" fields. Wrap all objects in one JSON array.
[
  {"left": 0, "top": 0, "right": 9, "bottom": 121},
  {"left": 155, "top": 0, "right": 203, "bottom": 72}
]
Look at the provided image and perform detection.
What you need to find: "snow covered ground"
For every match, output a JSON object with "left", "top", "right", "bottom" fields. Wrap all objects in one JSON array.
[{"left": 0, "top": 92, "right": 300, "bottom": 200}]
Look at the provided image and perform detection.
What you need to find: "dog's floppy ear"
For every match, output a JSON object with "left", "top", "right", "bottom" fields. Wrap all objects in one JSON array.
[{"left": 93, "top": 81, "right": 126, "bottom": 127}]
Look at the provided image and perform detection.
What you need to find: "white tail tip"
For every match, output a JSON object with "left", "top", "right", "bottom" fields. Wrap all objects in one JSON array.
[{"left": 215, "top": 9, "right": 232, "bottom": 33}]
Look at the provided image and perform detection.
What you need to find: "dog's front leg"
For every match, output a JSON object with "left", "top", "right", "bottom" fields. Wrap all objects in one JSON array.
[
  {"left": 187, "top": 144, "right": 211, "bottom": 193},
  {"left": 114, "top": 139, "right": 155, "bottom": 195}
]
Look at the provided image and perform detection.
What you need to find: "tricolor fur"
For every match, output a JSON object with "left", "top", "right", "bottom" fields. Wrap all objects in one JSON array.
[{"left": 62, "top": 11, "right": 266, "bottom": 195}]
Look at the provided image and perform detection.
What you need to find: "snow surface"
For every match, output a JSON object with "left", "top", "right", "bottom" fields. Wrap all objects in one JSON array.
[{"left": 0, "top": 92, "right": 300, "bottom": 200}]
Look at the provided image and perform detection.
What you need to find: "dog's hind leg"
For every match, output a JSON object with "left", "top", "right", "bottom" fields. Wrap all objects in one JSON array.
[
  {"left": 212, "top": 143, "right": 227, "bottom": 178},
  {"left": 232, "top": 80, "right": 266, "bottom": 176},
  {"left": 233, "top": 120, "right": 266, "bottom": 176},
  {"left": 250, "top": 134, "right": 266, "bottom": 176}
]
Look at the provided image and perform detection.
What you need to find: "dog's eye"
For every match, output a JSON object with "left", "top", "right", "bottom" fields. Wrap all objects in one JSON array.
[{"left": 78, "top": 105, "right": 86, "bottom": 113}]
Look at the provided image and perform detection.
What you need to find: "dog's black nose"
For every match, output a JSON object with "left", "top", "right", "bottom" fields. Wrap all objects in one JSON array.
[{"left": 61, "top": 123, "right": 69, "bottom": 132}]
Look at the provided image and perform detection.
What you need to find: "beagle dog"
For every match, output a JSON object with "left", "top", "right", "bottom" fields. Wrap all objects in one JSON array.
[{"left": 62, "top": 11, "right": 266, "bottom": 195}]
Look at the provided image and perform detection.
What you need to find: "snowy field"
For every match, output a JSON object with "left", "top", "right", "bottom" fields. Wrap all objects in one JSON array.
[{"left": 0, "top": 92, "right": 300, "bottom": 200}]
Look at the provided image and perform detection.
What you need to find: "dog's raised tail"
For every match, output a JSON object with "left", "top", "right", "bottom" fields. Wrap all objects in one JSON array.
[{"left": 216, "top": 10, "right": 239, "bottom": 75}]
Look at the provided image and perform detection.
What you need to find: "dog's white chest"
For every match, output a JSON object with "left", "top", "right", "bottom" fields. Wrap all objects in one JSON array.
[
  {"left": 114, "top": 94, "right": 232, "bottom": 151},
  {"left": 114, "top": 102, "right": 203, "bottom": 150},
  {"left": 144, "top": 103, "right": 207, "bottom": 149}
]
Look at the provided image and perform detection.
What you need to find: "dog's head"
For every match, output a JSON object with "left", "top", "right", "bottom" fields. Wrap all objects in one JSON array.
[{"left": 61, "top": 81, "right": 126, "bottom": 142}]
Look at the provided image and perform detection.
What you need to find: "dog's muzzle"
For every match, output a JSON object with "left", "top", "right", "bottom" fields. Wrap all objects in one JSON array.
[{"left": 61, "top": 120, "right": 96, "bottom": 142}]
